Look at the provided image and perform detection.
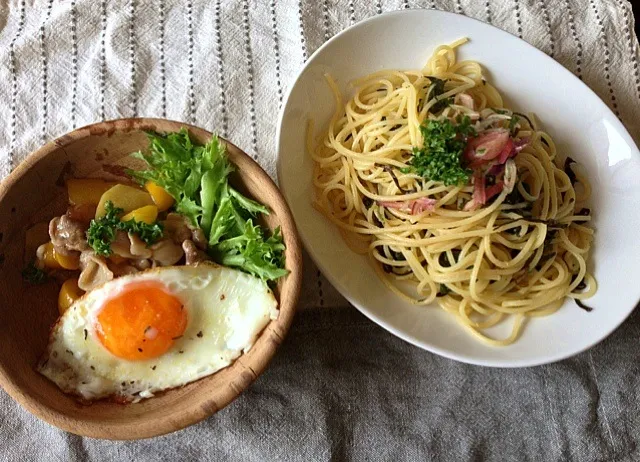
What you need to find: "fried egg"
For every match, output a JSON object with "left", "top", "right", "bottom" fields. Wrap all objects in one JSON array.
[{"left": 38, "top": 264, "right": 278, "bottom": 402}]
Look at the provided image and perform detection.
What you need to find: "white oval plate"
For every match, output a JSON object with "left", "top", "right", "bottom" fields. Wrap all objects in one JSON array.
[{"left": 276, "top": 9, "right": 640, "bottom": 367}]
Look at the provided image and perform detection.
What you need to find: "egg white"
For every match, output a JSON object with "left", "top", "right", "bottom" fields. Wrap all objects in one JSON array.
[{"left": 38, "top": 264, "right": 278, "bottom": 402}]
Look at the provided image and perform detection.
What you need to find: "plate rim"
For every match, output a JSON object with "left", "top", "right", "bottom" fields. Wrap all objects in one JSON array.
[{"left": 275, "top": 8, "right": 640, "bottom": 367}]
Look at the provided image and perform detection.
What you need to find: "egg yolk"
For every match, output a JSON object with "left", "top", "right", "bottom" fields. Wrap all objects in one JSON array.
[{"left": 96, "top": 282, "right": 187, "bottom": 361}]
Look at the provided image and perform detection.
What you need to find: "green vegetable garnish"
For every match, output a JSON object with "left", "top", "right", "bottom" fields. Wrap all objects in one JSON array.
[
  {"left": 408, "top": 116, "right": 476, "bottom": 186},
  {"left": 22, "top": 261, "right": 47, "bottom": 284},
  {"left": 212, "top": 221, "right": 288, "bottom": 281},
  {"left": 121, "top": 215, "right": 165, "bottom": 247},
  {"left": 426, "top": 77, "right": 453, "bottom": 113},
  {"left": 437, "top": 284, "right": 451, "bottom": 297},
  {"left": 128, "top": 129, "right": 287, "bottom": 281},
  {"left": 87, "top": 201, "right": 164, "bottom": 256},
  {"left": 509, "top": 115, "right": 520, "bottom": 135}
]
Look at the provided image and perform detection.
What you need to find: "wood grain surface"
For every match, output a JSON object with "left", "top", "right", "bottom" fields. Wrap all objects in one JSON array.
[{"left": 0, "top": 119, "right": 302, "bottom": 439}]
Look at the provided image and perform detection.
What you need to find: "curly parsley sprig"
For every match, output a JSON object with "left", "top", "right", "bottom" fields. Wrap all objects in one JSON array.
[
  {"left": 22, "top": 261, "right": 47, "bottom": 284},
  {"left": 407, "top": 116, "right": 476, "bottom": 186},
  {"left": 87, "top": 201, "right": 164, "bottom": 256}
]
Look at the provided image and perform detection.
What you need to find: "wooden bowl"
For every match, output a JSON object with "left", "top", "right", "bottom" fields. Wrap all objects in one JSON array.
[{"left": 0, "top": 119, "right": 302, "bottom": 439}]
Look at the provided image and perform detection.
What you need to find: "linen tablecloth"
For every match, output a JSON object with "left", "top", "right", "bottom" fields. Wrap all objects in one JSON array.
[{"left": 1, "top": 0, "right": 640, "bottom": 460}]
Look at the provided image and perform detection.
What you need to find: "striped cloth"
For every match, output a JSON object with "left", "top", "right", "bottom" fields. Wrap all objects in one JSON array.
[{"left": 1, "top": 1, "right": 640, "bottom": 461}]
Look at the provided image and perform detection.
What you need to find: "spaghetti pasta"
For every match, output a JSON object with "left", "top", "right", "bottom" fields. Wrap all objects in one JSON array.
[{"left": 310, "top": 39, "right": 596, "bottom": 346}]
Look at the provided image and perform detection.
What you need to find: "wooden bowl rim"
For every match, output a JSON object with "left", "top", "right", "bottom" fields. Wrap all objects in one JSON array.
[{"left": 0, "top": 118, "right": 302, "bottom": 439}]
